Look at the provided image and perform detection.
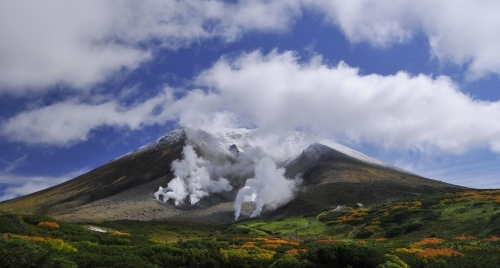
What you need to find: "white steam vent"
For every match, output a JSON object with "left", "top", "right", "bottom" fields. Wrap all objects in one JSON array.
[
  {"left": 154, "top": 145, "right": 232, "bottom": 205},
  {"left": 233, "top": 157, "right": 300, "bottom": 220}
]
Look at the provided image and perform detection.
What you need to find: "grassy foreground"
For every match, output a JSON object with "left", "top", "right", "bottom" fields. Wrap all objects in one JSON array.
[{"left": 2, "top": 189, "right": 500, "bottom": 267}]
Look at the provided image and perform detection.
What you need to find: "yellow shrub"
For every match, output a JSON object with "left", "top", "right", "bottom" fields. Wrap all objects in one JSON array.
[
  {"left": 415, "top": 248, "right": 463, "bottom": 259},
  {"left": 394, "top": 247, "right": 423, "bottom": 254},
  {"left": 3, "top": 234, "right": 76, "bottom": 252}
]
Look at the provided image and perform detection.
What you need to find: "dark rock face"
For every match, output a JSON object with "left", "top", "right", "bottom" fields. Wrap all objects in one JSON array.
[{"left": 228, "top": 144, "right": 239, "bottom": 155}]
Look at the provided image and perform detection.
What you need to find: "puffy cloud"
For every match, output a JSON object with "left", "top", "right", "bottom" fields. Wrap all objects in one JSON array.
[
  {"left": 3, "top": 0, "right": 500, "bottom": 93},
  {"left": 0, "top": 0, "right": 302, "bottom": 93},
  {"left": 192, "top": 50, "right": 500, "bottom": 154},
  {"left": 2, "top": 0, "right": 500, "bottom": 93},
  {"left": 313, "top": 0, "right": 500, "bottom": 78},
  {"left": 3, "top": 50, "right": 500, "bottom": 154},
  {"left": 0, "top": 89, "right": 176, "bottom": 145}
]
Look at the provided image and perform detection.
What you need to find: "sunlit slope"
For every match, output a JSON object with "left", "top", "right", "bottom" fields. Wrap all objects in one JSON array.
[{"left": 0, "top": 130, "right": 186, "bottom": 215}]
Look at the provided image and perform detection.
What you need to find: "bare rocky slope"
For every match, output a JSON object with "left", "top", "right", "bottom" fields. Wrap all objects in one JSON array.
[{"left": 0, "top": 127, "right": 465, "bottom": 224}]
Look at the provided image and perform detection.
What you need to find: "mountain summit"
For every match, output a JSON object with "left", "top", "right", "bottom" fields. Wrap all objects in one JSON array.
[{"left": 0, "top": 126, "right": 463, "bottom": 224}]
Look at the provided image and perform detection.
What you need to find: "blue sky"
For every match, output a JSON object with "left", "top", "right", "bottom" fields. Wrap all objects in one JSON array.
[{"left": 1, "top": 1, "right": 500, "bottom": 201}]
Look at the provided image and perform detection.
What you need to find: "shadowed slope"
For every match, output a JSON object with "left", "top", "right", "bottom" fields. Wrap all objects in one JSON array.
[{"left": 271, "top": 144, "right": 465, "bottom": 217}]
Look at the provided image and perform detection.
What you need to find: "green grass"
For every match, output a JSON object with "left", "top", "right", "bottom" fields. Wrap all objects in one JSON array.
[{"left": 230, "top": 190, "right": 500, "bottom": 241}]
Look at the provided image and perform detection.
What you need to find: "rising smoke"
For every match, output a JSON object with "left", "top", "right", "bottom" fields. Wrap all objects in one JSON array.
[
  {"left": 154, "top": 145, "right": 232, "bottom": 205},
  {"left": 233, "top": 157, "right": 300, "bottom": 220},
  {"left": 154, "top": 129, "right": 303, "bottom": 220}
]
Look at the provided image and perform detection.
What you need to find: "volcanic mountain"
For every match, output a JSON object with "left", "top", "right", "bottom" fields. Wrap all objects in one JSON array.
[{"left": 0, "top": 126, "right": 464, "bottom": 224}]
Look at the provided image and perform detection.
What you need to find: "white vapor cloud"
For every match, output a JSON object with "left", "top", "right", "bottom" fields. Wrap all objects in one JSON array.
[
  {"left": 154, "top": 145, "right": 232, "bottom": 205},
  {"left": 0, "top": 168, "right": 88, "bottom": 202},
  {"left": 234, "top": 157, "right": 299, "bottom": 220},
  {"left": 3, "top": 50, "right": 500, "bottom": 155}
]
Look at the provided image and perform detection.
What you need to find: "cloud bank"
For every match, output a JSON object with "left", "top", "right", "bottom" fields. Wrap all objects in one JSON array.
[
  {"left": 315, "top": 0, "right": 500, "bottom": 78},
  {"left": 3, "top": 0, "right": 500, "bottom": 92},
  {"left": 3, "top": 50, "right": 500, "bottom": 154},
  {"left": 0, "top": 0, "right": 301, "bottom": 93}
]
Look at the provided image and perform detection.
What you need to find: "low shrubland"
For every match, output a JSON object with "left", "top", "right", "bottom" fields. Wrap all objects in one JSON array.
[{"left": 2, "top": 189, "right": 500, "bottom": 267}]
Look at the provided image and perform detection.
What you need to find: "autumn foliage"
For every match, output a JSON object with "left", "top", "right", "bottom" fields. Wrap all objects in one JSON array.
[
  {"left": 483, "top": 236, "right": 500, "bottom": 241},
  {"left": 415, "top": 248, "right": 464, "bottom": 259},
  {"left": 37, "top": 221, "right": 59, "bottom": 229},
  {"left": 453, "top": 235, "right": 477, "bottom": 241},
  {"left": 412, "top": 237, "right": 444, "bottom": 246}
]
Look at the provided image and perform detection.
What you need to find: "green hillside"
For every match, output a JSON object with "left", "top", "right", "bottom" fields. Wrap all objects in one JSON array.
[{"left": 1, "top": 189, "right": 500, "bottom": 267}]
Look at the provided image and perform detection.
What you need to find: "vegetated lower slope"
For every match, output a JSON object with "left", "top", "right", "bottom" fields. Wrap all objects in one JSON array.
[
  {"left": 235, "top": 189, "right": 500, "bottom": 240},
  {"left": 2, "top": 190, "right": 500, "bottom": 268},
  {"left": 0, "top": 127, "right": 465, "bottom": 224}
]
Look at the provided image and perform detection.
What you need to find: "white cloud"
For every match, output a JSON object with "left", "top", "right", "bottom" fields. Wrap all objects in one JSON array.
[
  {"left": 2, "top": 0, "right": 500, "bottom": 93},
  {"left": 313, "top": 0, "right": 500, "bottom": 78},
  {"left": 0, "top": 168, "right": 88, "bottom": 202},
  {"left": 0, "top": 89, "right": 176, "bottom": 145},
  {"left": 3, "top": 50, "right": 500, "bottom": 154},
  {"left": 192, "top": 50, "right": 500, "bottom": 154},
  {"left": 1, "top": 155, "right": 27, "bottom": 173},
  {"left": 0, "top": 0, "right": 302, "bottom": 93}
]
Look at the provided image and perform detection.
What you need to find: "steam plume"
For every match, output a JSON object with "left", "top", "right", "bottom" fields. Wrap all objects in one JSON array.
[
  {"left": 154, "top": 145, "right": 232, "bottom": 205},
  {"left": 233, "top": 157, "right": 300, "bottom": 220}
]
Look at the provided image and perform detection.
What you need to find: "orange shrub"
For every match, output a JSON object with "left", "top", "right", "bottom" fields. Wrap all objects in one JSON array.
[
  {"left": 241, "top": 242, "right": 256, "bottom": 248},
  {"left": 483, "top": 236, "right": 500, "bottom": 241},
  {"left": 337, "top": 215, "right": 357, "bottom": 222},
  {"left": 453, "top": 236, "right": 476, "bottom": 241},
  {"left": 413, "top": 238, "right": 444, "bottom": 246},
  {"left": 443, "top": 190, "right": 500, "bottom": 204},
  {"left": 261, "top": 243, "right": 280, "bottom": 250},
  {"left": 37, "top": 221, "right": 60, "bottom": 229},
  {"left": 376, "top": 238, "right": 387, "bottom": 242},
  {"left": 415, "top": 248, "right": 463, "bottom": 259}
]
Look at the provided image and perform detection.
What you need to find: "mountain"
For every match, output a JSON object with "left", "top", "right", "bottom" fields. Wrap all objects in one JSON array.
[{"left": 0, "top": 126, "right": 464, "bottom": 224}]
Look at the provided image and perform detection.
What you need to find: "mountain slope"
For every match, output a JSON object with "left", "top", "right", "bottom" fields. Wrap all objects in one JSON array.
[
  {"left": 0, "top": 129, "right": 186, "bottom": 215},
  {"left": 0, "top": 127, "right": 465, "bottom": 224},
  {"left": 271, "top": 142, "right": 462, "bottom": 217}
]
